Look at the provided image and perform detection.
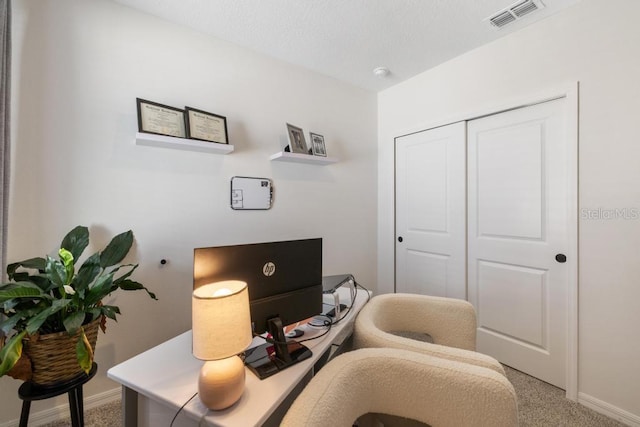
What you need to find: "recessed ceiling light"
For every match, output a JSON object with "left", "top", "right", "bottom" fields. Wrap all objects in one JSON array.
[{"left": 373, "top": 67, "right": 390, "bottom": 78}]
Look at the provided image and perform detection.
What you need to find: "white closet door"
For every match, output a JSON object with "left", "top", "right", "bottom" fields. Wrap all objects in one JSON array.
[
  {"left": 467, "top": 98, "right": 569, "bottom": 389},
  {"left": 395, "top": 122, "right": 466, "bottom": 299}
]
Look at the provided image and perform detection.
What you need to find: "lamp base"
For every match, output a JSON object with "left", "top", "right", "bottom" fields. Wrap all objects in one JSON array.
[{"left": 198, "top": 356, "right": 245, "bottom": 410}]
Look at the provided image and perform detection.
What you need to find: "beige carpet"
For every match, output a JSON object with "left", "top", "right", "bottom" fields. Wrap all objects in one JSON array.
[
  {"left": 42, "top": 367, "right": 626, "bottom": 426},
  {"left": 504, "top": 365, "right": 626, "bottom": 427},
  {"left": 41, "top": 400, "right": 121, "bottom": 427}
]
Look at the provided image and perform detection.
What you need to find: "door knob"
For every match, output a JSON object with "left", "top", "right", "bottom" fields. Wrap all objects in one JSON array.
[
  {"left": 398, "top": 236, "right": 403, "bottom": 243},
  {"left": 555, "top": 254, "right": 567, "bottom": 263}
]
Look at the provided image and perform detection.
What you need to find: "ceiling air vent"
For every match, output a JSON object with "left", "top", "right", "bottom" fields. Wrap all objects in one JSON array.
[
  {"left": 490, "top": 11, "right": 517, "bottom": 28},
  {"left": 487, "top": 0, "right": 545, "bottom": 29}
]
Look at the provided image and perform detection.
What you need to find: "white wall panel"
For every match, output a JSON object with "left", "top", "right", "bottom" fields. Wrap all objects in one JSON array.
[
  {"left": 405, "top": 250, "right": 448, "bottom": 296},
  {"left": 477, "top": 261, "right": 546, "bottom": 348},
  {"left": 475, "top": 123, "right": 544, "bottom": 240},
  {"left": 406, "top": 140, "right": 448, "bottom": 233}
]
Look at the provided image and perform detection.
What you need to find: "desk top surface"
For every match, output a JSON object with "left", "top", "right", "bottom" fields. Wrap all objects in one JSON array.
[{"left": 108, "top": 286, "right": 369, "bottom": 426}]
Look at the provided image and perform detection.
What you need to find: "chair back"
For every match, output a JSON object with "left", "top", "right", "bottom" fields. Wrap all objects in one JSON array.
[{"left": 281, "top": 348, "right": 518, "bottom": 427}]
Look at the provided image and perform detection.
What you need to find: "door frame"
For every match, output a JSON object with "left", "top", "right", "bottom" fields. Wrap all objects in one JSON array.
[{"left": 393, "top": 82, "right": 579, "bottom": 400}]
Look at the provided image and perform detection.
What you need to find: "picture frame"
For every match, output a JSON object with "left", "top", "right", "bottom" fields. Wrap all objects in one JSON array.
[
  {"left": 309, "top": 132, "right": 327, "bottom": 157},
  {"left": 286, "top": 123, "right": 309, "bottom": 154},
  {"left": 136, "top": 98, "right": 186, "bottom": 138},
  {"left": 185, "top": 107, "right": 229, "bottom": 144}
]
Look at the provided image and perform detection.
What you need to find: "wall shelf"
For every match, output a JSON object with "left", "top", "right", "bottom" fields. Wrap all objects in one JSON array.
[
  {"left": 135, "top": 132, "right": 234, "bottom": 154},
  {"left": 270, "top": 151, "right": 338, "bottom": 165}
]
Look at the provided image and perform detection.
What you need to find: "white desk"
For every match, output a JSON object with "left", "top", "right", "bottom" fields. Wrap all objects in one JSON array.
[{"left": 107, "top": 286, "right": 369, "bottom": 427}]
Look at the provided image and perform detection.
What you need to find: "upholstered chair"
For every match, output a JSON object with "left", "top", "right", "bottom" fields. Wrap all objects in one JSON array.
[
  {"left": 280, "top": 348, "right": 518, "bottom": 427},
  {"left": 353, "top": 293, "right": 505, "bottom": 375}
]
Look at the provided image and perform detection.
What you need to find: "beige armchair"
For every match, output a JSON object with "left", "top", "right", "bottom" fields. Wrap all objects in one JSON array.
[
  {"left": 280, "top": 348, "right": 518, "bottom": 427},
  {"left": 353, "top": 293, "right": 505, "bottom": 375}
]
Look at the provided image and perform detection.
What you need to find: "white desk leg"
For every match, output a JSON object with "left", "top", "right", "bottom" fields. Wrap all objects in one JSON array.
[{"left": 121, "top": 386, "right": 138, "bottom": 427}]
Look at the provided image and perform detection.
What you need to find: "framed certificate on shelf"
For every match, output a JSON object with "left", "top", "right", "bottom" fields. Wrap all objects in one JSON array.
[
  {"left": 136, "top": 98, "right": 186, "bottom": 138},
  {"left": 185, "top": 107, "right": 229, "bottom": 144}
]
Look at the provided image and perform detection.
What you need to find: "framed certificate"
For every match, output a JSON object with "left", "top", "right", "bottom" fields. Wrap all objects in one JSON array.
[
  {"left": 136, "top": 98, "right": 186, "bottom": 138},
  {"left": 185, "top": 107, "right": 229, "bottom": 144}
]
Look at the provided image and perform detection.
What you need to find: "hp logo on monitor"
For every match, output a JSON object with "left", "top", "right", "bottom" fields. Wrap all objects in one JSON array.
[{"left": 263, "top": 262, "right": 276, "bottom": 277}]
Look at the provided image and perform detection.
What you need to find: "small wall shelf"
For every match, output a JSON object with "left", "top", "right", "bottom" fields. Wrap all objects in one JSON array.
[
  {"left": 135, "top": 132, "right": 234, "bottom": 154},
  {"left": 270, "top": 151, "right": 338, "bottom": 165}
]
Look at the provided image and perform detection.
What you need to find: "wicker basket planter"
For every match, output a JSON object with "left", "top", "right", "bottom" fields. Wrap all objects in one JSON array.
[
  {"left": 21, "top": 319, "right": 100, "bottom": 386},
  {"left": 0, "top": 227, "right": 156, "bottom": 384}
]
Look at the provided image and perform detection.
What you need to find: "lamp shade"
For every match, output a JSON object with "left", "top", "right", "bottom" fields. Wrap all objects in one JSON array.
[{"left": 192, "top": 280, "right": 252, "bottom": 361}]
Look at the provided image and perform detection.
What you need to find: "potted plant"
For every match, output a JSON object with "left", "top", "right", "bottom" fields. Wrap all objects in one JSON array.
[{"left": 0, "top": 226, "right": 156, "bottom": 384}]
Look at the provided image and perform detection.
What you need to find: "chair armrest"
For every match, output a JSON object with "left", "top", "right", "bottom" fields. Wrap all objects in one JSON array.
[
  {"left": 352, "top": 293, "right": 505, "bottom": 375},
  {"left": 356, "top": 293, "right": 477, "bottom": 350}
]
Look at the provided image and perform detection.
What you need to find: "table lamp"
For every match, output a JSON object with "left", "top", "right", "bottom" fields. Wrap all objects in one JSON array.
[{"left": 192, "top": 280, "right": 252, "bottom": 410}]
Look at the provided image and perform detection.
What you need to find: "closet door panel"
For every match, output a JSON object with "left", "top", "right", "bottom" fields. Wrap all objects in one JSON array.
[
  {"left": 468, "top": 98, "right": 569, "bottom": 389},
  {"left": 395, "top": 122, "right": 466, "bottom": 299}
]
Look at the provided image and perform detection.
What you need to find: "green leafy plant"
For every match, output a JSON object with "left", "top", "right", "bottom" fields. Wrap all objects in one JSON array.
[{"left": 0, "top": 226, "right": 156, "bottom": 377}]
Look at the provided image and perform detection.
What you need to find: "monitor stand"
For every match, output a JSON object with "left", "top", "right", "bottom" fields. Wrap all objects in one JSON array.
[{"left": 243, "top": 317, "right": 312, "bottom": 380}]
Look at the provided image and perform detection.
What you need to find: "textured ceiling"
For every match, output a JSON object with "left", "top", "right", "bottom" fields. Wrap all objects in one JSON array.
[{"left": 111, "top": 0, "right": 582, "bottom": 92}]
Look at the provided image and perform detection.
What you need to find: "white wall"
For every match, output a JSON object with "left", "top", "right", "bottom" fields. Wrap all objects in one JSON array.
[
  {"left": 1, "top": 0, "right": 377, "bottom": 423},
  {"left": 378, "top": 0, "right": 640, "bottom": 423}
]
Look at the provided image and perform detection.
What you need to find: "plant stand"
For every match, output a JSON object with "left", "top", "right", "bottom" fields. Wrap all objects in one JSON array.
[{"left": 18, "top": 363, "right": 97, "bottom": 427}]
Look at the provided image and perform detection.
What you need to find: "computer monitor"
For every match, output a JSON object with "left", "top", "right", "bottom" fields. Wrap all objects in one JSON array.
[{"left": 193, "top": 238, "right": 323, "bottom": 379}]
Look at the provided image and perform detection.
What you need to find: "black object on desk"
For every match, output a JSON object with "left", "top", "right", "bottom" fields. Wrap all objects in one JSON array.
[
  {"left": 322, "top": 274, "right": 355, "bottom": 319},
  {"left": 18, "top": 362, "right": 98, "bottom": 427},
  {"left": 325, "top": 304, "right": 348, "bottom": 318}
]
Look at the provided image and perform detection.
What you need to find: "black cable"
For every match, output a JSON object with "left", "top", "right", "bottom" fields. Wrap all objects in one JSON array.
[
  {"left": 326, "top": 277, "right": 373, "bottom": 326},
  {"left": 245, "top": 318, "right": 332, "bottom": 365},
  {"left": 307, "top": 314, "right": 333, "bottom": 327},
  {"left": 247, "top": 279, "right": 372, "bottom": 354},
  {"left": 252, "top": 316, "right": 332, "bottom": 345},
  {"left": 296, "top": 319, "right": 332, "bottom": 343},
  {"left": 355, "top": 280, "right": 371, "bottom": 303},
  {"left": 170, "top": 392, "right": 198, "bottom": 427},
  {"left": 318, "top": 303, "right": 351, "bottom": 323},
  {"left": 329, "top": 285, "right": 357, "bottom": 326},
  {"left": 241, "top": 281, "right": 371, "bottom": 370}
]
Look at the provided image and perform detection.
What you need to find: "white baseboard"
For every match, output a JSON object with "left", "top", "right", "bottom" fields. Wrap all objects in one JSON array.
[
  {"left": 579, "top": 392, "right": 640, "bottom": 427},
  {"left": 0, "top": 387, "right": 121, "bottom": 427}
]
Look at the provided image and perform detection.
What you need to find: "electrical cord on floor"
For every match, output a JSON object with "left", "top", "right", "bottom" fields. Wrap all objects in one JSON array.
[{"left": 170, "top": 391, "right": 198, "bottom": 427}]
